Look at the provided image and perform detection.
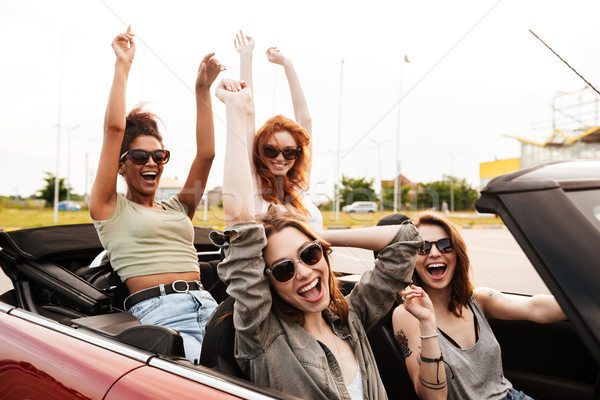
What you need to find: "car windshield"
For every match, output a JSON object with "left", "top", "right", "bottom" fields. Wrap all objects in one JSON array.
[{"left": 566, "top": 189, "right": 600, "bottom": 231}]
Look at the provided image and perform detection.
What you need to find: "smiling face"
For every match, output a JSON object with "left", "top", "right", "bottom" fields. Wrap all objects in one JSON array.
[
  {"left": 263, "top": 227, "right": 330, "bottom": 317},
  {"left": 264, "top": 130, "right": 298, "bottom": 176},
  {"left": 119, "top": 135, "right": 164, "bottom": 199},
  {"left": 415, "top": 223, "right": 457, "bottom": 292}
]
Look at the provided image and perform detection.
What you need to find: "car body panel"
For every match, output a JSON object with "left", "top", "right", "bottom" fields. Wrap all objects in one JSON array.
[
  {"left": 0, "top": 310, "right": 143, "bottom": 399},
  {"left": 105, "top": 366, "right": 242, "bottom": 400}
]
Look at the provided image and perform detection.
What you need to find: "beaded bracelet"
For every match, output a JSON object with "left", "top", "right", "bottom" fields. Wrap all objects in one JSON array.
[{"left": 419, "top": 333, "right": 439, "bottom": 339}]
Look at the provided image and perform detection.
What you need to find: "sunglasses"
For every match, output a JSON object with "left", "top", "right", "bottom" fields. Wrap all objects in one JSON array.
[
  {"left": 262, "top": 145, "right": 301, "bottom": 160},
  {"left": 418, "top": 238, "right": 454, "bottom": 256},
  {"left": 265, "top": 240, "right": 323, "bottom": 283},
  {"left": 120, "top": 149, "right": 170, "bottom": 165}
]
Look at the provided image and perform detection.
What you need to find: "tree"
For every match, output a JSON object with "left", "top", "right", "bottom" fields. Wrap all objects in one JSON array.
[
  {"left": 36, "top": 172, "right": 69, "bottom": 207},
  {"left": 338, "top": 175, "right": 377, "bottom": 208},
  {"left": 418, "top": 175, "right": 479, "bottom": 211},
  {"left": 381, "top": 181, "right": 413, "bottom": 210}
]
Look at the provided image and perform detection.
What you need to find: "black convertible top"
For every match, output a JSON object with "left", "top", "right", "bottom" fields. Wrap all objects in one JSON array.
[{"left": 0, "top": 223, "right": 217, "bottom": 261}]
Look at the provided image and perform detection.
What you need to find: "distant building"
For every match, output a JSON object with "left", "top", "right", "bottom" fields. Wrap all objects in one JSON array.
[
  {"left": 380, "top": 174, "right": 418, "bottom": 188},
  {"left": 480, "top": 87, "right": 600, "bottom": 187},
  {"left": 506, "top": 126, "right": 600, "bottom": 169},
  {"left": 480, "top": 158, "right": 521, "bottom": 188},
  {"left": 156, "top": 176, "right": 183, "bottom": 202},
  {"left": 206, "top": 186, "right": 222, "bottom": 208}
]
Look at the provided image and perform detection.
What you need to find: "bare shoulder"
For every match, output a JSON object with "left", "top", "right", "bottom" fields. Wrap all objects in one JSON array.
[{"left": 474, "top": 286, "right": 506, "bottom": 315}]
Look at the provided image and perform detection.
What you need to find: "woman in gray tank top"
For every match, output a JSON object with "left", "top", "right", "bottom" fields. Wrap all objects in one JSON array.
[{"left": 391, "top": 211, "right": 566, "bottom": 400}]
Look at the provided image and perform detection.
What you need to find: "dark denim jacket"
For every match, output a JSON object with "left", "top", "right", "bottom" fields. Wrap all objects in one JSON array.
[{"left": 210, "top": 222, "right": 422, "bottom": 400}]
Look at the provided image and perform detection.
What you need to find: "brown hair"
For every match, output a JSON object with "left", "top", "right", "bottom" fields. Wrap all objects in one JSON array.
[
  {"left": 119, "top": 104, "right": 164, "bottom": 156},
  {"left": 259, "top": 206, "right": 349, "bottom": 326},
  {"left": 253, "top": 115, "right": 310, "bottom": 214},
  {"left": 414, "top": 211, "right": 473, "bottom": 318}
]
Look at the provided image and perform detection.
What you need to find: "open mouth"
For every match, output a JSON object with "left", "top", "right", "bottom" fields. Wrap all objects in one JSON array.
[
  {"left": 426, "top": 263, "right": 447, "bottom": 279},
  {"left": 141, "top": 171, "right": 157, "bottom": 184},
  {"left": 271, "top": 161, "right": 288, "bottom": 170},
  {"left": 297, "top": 278, "right": 323, "bottom": 302}
]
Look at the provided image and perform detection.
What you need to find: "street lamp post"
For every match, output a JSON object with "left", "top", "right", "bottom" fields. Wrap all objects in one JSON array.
[
  {"left": 65, "top": 124, "right": 80, "bottom": 202},
  {"left": 449, "top": 153, "right": 459, "bottom": 213},
  {"left": 335, "top": 57, "right": 344, "bottom": 223}
]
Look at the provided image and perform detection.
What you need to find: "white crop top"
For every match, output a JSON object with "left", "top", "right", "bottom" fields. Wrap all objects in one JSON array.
[{"left": 260, "top": 189, "right": 323, "bottom": 231}]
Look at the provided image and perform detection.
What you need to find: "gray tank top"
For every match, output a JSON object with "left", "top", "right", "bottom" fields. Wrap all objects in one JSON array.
[{"left": 439, "top": 298, "right": 513, "bottom": 400}]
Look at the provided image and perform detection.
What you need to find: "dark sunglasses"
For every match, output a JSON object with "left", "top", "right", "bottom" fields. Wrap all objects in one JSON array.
[
  {"left": 262, "top": 145, "right": 301, "bottom": 160},
  {"left": 120, "top": 149, "right": 170, "bottom": 165},
  {"left": 418, "top": 238, "right": 454, "bottom": 256},
  {"left": 265, "top": 240, "right": 323, "bottom": 283}
]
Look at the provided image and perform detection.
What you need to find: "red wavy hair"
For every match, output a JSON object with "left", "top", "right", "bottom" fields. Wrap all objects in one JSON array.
[{"left": 253, "top": 115, "right": 310, "bottom": 214}]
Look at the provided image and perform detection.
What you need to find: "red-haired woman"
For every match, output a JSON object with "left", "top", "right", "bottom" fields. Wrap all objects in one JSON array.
[
  {"left": 89, "top": 27, "right": 223, "bottom": 363},
  {"left": 211, "top": 78, "right": 433, "bottom": 399},
  {"left": 234, "top": 31, "right": 323, "bottom": 230},
  {"left": 392, "top": 211, "right": 565, "bottom": 399}
]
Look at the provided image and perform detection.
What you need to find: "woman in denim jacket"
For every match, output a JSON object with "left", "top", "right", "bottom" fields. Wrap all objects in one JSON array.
[{"left": 211, "top": 79, "right": 442, "bottom": 399}]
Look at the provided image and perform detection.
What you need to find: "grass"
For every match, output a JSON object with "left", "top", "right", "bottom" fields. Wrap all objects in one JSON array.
[{"left": 0, "top": 207, "right": 502, "bottom": 231}]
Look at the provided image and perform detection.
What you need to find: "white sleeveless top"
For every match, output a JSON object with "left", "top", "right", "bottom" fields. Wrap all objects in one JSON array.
[
  {"left": 260, "top": 189, "right": 324, "bottom": 231},
  {"left": 346, "top": 363, "right": 363, "bottom": 400}
]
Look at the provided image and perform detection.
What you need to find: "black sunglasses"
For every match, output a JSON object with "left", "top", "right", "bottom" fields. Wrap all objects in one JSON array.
[
  {"left": 265, "top": 240, "right": 323, "bottom": 282},
  {"left": 262, "top": 145, "right": 301, "bottom": 160},
  {"left": 418, "top": 238, "right": 454, "bottom": 256},
  {"left": 120, "top": 149, "right": 170, "bottom": 165}
]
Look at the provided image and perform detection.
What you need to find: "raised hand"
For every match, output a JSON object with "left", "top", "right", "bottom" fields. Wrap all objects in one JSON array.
[
  {"left": 400, "top": 285, "right": 435, "bottom": 323},
  {"left": 215, "top": 79, "right": 251, "bottom": 105},
  {"left": 111, "top": 25, "right": 135, "bottom": 64},
  {"left": 234, "top": 30, "right": 255, "bottom": 55},
  {"left": 196, "top": 53, "right": 226, "bottom": 90},
  {"left": 265, "top": 46, "right": 288, "bottom": 66}
]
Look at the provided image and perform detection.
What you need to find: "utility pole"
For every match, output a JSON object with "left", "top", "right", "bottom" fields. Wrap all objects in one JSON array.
[
  {"left": 54, "top": 34, "right": 65, "bottom": 224},
  {"left": 394, "top": 55, "right": 409, "bottom": 213},
  {"left": 65, "top": 124, "right": 80, "bottom": 202},
  {"left": 335, "top": 57, "right": 344, "bottom": 223}
]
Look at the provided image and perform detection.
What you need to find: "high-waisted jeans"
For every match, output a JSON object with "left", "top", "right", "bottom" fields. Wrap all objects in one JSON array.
[{"left": 126, "top": 283, "right": 218, "bottom": 364}]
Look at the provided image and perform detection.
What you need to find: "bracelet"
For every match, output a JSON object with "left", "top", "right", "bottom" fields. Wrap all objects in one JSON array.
[
  {"left": 419, "top": 354, "right": 444, "bottom": 363},
  {"left": 419, "top": 333, "right": 439, "bottom": 339}
]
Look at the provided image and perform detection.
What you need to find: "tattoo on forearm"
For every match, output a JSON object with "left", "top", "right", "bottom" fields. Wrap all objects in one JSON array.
[{"left": 395, "top": 330, "right": 412, "bottom": 359}]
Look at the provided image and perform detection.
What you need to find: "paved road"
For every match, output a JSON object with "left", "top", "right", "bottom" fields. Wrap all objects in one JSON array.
[{"left": 0, "top": 226, "right": 549, "bottom": 296}]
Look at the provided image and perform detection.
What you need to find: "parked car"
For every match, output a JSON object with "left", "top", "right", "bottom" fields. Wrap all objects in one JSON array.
[
  {"left": 0, "top": 160, "right": 599, "bottom": 399},
  {"left": 342, "top": 201, "right": 378, "bottom": 213},
  {"left": 58, "top": 200, "right": 81, "bottom": 212}
]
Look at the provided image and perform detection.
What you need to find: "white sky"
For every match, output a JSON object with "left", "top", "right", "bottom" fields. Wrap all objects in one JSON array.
[{"left": 1, "top": 0, "right": 599, "bottom": 202}]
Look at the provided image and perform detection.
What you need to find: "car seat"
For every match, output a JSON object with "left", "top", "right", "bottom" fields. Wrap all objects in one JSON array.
[
  {"left": 199, "top": 296, "right": 249, "bottom": 380},
  {"left": 367, "top": 302, "right": 418, "bottom": 400}
]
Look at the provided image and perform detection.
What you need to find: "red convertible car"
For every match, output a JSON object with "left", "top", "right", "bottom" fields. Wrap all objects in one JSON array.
[{"left": 0, "top": 160, "right": 599, "bottom": 399}]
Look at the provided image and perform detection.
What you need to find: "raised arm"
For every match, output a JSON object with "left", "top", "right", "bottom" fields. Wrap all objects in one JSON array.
[
  {"left": 318, "top": 225, "right": 401, "bottom": 251},
  {"left": 90, "top": 26, "right": 135, "bottom": 221},
  {"left": 266, "top": 47, "right": 313, "bottom": 178},
  {"left": 392, "top": 285, "right": 447, "bottom": 399},
  {"left": 178, "top": 53, "right": 225, "bottom": 219},
  {"left": 474, "top": 287, "right": 566, "bottom": 324},
  {"left": 215, "top": 79, "right": 254, "bottom": 226},
  {"left": 234, "top": 32, "right": 257, "bottom": 162}
]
